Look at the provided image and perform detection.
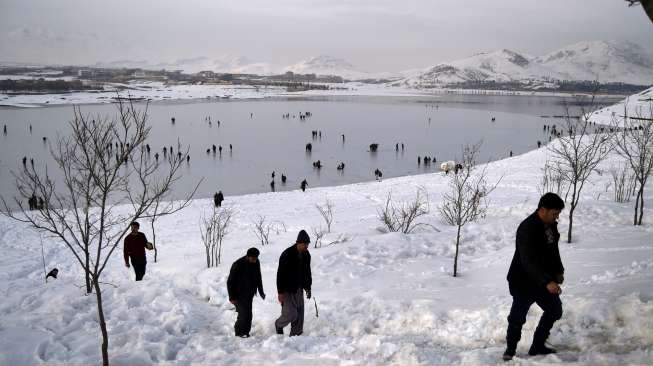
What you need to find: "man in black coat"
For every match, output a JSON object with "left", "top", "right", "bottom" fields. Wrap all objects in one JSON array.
[
  {"left": 214, "top": 191, "right": 224, "bottom": 207},
  {"left": 275, "top": 230, "right": 312, "bottom": 336},
  {"left": 503, "top": 193, "right": 565, "bottom": 361},
  {"left": 227, "top": 247, "right": 265, "bottom": 338}
]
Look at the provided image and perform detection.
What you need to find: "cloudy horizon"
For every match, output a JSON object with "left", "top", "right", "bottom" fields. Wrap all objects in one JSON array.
[{"left": 1, "top": 0, "right": 652, "bottom": 73}]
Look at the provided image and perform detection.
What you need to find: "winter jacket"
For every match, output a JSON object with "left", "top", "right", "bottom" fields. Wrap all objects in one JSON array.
[
  {"left": 123, "top": 232, "right": 148, "bottom": 263},
  {"left": 507, "top": 211, "right": 564, "bottom": 293},
  {"left": 276, "top": 244, "right": 312, "bottom": 294},
  {"left": 227, "top": 256, "right": 264, "bottom": 300}
]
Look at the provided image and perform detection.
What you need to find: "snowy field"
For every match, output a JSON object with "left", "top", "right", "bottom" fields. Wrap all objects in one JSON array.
[
  {"left": 0, "top": 80, "right": 614, "bottom": 108},
  {"left": 1, "top": 128, "right": 652, "bottom": 365}
]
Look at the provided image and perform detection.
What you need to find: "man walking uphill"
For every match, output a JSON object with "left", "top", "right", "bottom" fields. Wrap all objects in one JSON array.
[
  {"left": 503, "top": 193, "right": 565, "bottom": 361},
  {"left": 123, "top": 221, "right": 152, "bottom": 281},
  {"left": 275, "top": 230, "right": 312, "bottom": 336},
  {"left": 227, "top": 248, "right": 265, "bottom": 338}
]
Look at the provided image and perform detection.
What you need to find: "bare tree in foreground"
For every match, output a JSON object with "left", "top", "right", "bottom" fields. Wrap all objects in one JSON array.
[
  {"left": 548, "top": 97, "right": 611, "bottom": 242},
  {"left": 139, "top": 147, "right": 201, "bottom": 263},
  {"left": 0, "top": 98, "right": 196, "bottom": 366},
  {"left": 201, "top": 205, "right": 233, "bottom": 267},
  {"left": 439, "top": 142, "right": 499, "bottom": 277},
  {"left": 611, "top": 100, "right": 653, "bottom": 225},
  {"left": 315, "top": 198, "right": 334, "bottom": 233},
  {"left": 377, "top": 187, "right": 432, "bottom": 234}
]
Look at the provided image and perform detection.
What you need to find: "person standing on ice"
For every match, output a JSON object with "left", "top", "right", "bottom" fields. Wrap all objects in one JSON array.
[
  {"left": 214, "top": 190, "right": 224, "bottom": 207},
  {"left": 275, "top": 230, "right": 312, "bottom": 336},
  {"left": 227, "top": 247, "right": 265, "bottom": 338},
  {"left": 503, "top": 192, "right": 565, "bottom": 361},
  {"left": 123, "top": 221, "right": 153, "bottom": 281}
]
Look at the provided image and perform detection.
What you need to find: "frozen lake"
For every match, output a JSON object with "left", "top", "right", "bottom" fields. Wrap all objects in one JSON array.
[{"left": 0, "top": 94, "right": 619, "bottom": 206}]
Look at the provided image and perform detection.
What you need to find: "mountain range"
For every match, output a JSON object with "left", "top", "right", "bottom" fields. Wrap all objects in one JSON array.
[
  {"left": 398, "top": 41, "right": 653, "bottom": 87},
  {"left": 16, "top": 40, "right": 653, "bottom": 86}
]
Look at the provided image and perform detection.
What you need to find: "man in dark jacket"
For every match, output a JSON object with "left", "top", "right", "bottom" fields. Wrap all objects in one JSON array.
[
  {"left": 503, "top": 193, "right": 565, "bottom": 361},
  {"left": 214, "top": 191, "right": 224, "bottom": 207},
  {"left": 123, "top": 221, "right": 152, "bottom": 281},
  {"left": 275, "top": 230, "right": 312, "bottom": 336},
  {"left": 227, "top": 247, "right": 265, "bottom": 338}
]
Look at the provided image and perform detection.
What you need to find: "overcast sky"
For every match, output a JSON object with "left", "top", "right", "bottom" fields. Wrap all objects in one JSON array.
[{"left": 1, "top": 0, "right": 652, "bottom": 72}]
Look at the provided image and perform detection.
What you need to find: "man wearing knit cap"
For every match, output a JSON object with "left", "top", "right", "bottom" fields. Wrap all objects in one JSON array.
[
  {"left": 275, "top": 229, "right": 312, "bottom": 336},
  {"left": 227, "top": 247, "right": 265, "bottom": 338}
]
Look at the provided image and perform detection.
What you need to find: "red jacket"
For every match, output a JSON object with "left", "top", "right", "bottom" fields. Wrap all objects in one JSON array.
[{"left": 123, "top": 232, "right": 148, "bottom": 263}]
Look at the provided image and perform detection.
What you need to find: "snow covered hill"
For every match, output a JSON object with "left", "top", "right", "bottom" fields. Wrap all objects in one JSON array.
[
  {"left": 284, "top": 55, "right": 402, "bottom": 81},
  {"left": 589, "top": 86, "right": 653, "bottom": 126},
  {"left": 95, "top": 55, "right": 274, "bottom": 75},
  {"left": 1, "top": 119, "right": 652, "bottom": 364},
  {"left": 399, "top": 40, "right": 653, "bottom": 88}
]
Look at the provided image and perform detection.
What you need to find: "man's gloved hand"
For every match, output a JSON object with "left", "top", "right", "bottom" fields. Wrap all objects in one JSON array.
[
  {"left": 260, "top": 292, "right": 266, "bottom": 300},
  {"left": 306, "top": 289, "right": 312, "bottom": 299}
]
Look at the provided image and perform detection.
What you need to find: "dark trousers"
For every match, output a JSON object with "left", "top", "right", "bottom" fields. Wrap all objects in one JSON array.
[
  {"left": 235, "top": 297, "right": 254, "bottom": 336},
  {"left": 130, "top": 257, "right": 147, "bottom": 281},
  {"left": 506, "top": 288, "right": 563, "bottom": 351}
]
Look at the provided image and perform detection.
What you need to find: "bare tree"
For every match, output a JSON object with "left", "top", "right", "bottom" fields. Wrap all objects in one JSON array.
[
  {"left": 252, "top": 214, "right": 273, "bottom": 246},
  {"left": 377, "top": 187, "right": 432, "bottom": 234},
  {"left": 0, "top": 98, "right": 193, "bottom": 366},
  {"left": 311, "top": 226, "right": 326, "bottom": 248},
  {"left": 608, "top": 162, "right": 638, "bottom": 203},
  {"left": 137, "top": 147, "right": 200, "bottom": 263},
  {"left": 439, "top": 142, "right": 498, "bottom": 277},
  {"left": 611, "top": 100, "right": 653, "bottom": 224},
  {"left": 548, "top": 97, "right": 612, "bottom": 242},
  {"left": 538, "top": 161, "right": 568, "bottom": 197},
  {"left": 315, "top": 198, "right": 334, "bottom": 233},
  {"left": 201, "top": 205, "right": 233, "bottom": 267}
]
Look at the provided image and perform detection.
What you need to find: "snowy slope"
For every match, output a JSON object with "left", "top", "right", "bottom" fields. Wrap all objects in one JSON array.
[
  {"left": 1, "top": 125, "right": 652, "bottom": 365},
  {"left": 285, "top": 55, "right": 403, "bottom": 80},
  {"left": 400, "top": 41, "right": 653, "bottom": 87},
  {"left": 95, "top": 56, "right": 274, "bottom": 75},
  {"left": 535, "top": 41, "right": 653, "bottom": 85},
  {"left": 589, "top": 86, "right": 653, "bottom": 126}
]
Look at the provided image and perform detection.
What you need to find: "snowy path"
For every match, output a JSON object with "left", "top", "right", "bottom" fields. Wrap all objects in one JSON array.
[{"left": 1, "top": 139, "right": 652, "bottom": 365}]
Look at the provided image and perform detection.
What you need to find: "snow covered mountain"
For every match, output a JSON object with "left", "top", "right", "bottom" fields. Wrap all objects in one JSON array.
[
  {"left": 95, "top": 55, "right": 274, "bottom": 75},
  {"left": 399, "top": 41, "right": 653, "bottom": 87},
  {"left": 534, "top": 41, "right": 653, "bottom": 85},
  {"left": 284, "top": 55, "right": 402, "bottom": 81}
]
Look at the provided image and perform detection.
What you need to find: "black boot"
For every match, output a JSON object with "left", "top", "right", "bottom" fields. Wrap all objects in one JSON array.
[
  {"left": 528, "top": 344, "right": 557, "bottom": 356},
  {"left": 276, "top": 326, "right": 284, "bottom": 335},
  {"left": 502, "top": 348, "right": 516, "bottom": 361}
]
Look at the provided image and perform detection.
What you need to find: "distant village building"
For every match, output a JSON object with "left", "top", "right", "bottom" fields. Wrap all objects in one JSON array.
[{"left": 78, "top": 69, "right": 93, "bottom": 78}]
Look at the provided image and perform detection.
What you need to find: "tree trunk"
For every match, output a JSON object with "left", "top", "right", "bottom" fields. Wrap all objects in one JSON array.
[
  {"left": 637, "top": 184, "right": 644, "bottom": 225},
  {"left": 85, "top": 252, "right": 92, "bottom": 294},
  {"left": 453, "top": 225, "right": 461, "bottom": 277},
  {"left": 218, "top": 239, "right": 222, "bottom": 265},
  {"left": 150, "top": 219, "right": 157, "bottom": 262},
  {"left": 93, "top": 278, "right": 109, "bottom": 366},
  {"left": 567, "top": 186, "right": 577, "bottom": 243},
  {"left": 634, "top": 189, "right": 641, "bottom": 226}
]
